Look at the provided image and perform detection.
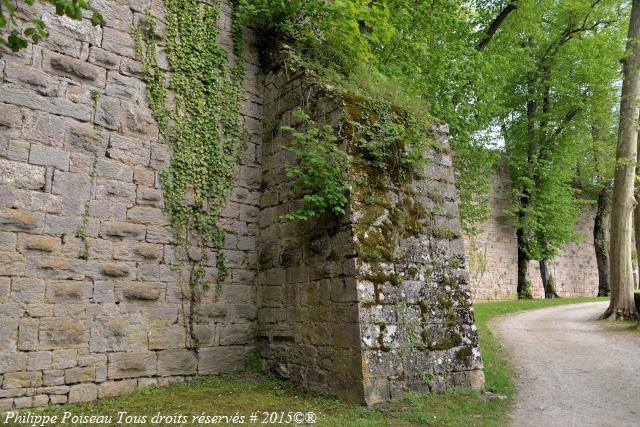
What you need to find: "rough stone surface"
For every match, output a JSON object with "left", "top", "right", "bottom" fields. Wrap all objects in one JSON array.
[
  {"left": 257, "top": 71, "right": 483, "bottom": 404},
  {"left": 0, "top": 0, "right": 262, "bottom": 409}
]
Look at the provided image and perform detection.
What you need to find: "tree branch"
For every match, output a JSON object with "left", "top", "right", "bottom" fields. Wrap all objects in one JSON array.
[{"left": 476, "top": 1, "right": 518, "bottom": 50}]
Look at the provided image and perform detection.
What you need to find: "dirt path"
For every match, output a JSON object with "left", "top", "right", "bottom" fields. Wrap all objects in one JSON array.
[{"left": 491, "top": 301, "right": 640, "bottom": 427}]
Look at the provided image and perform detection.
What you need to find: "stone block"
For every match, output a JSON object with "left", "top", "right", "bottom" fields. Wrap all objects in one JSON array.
[
  {"left": 68, "top": 383, "right": 98, "bottom": 403},
  {"left": 0, "top": 158, "right": 46, "bottom": 190},
  {"left": 52, "top": 350, "right": 77, "bottom": 370},
  {"left": 27, "top": 352, "right": 52, "bottom": 371},
  {"left": 89, "top": 47, "right": 120, "bottom": 69},
  {"left": 0, "top": 102, "right": 23, "bottom": 131},
  {"left": 145, "top": 226, "right": 173, "bottom": 244},
  {"left": 122, "top": 102, "right": 157, "bottom": 135},
  {"left": 14, "top": 397, "right": 34, "bottom": 409},
  {"left": 11, "top": 278, "right": 45, "bottom": 303},
  {"left": 106, "top": 72, "right": 142, "bottom": 100},
  {"left": 5, "top": 61, "right": 58, "bottom": 96},
  {"left": 29, "top": 144, "right": 70, "bottom": 170},
  {"left": 101, "top": 222, "right": 146, "bottom": 240},
  {"left": 107, "top": 134, "right": 150, "bottom": 166},
  {"left": 0, "top": 352, "right": 27, "bottom": 374},
  {"left": 45, "top": 280, "right": 92, "bottom": 302},
  {"left": 41, "top": 11, "right": 102, "bottom": 45},
  {"left": 22, "top": 110, "right": 68, "bottom": 146},
  {"left": 26, "top": 256, "right": 86, "bottom": 280},
  {"left": 51, "top": 170, "right": 91, "bottom": 198},
  {"left": 41, "top": 31, "right": 83, "bottom": 57},
  {"left": 137, "top": 263, "right": 177, "bottom": 282},
  {"left": 96, "top": 179, "right": 136, "bottom": 201},
  {"left": 98, "top": 379, "right": 137, "bottom": 399},
  {"left": 47, "top": 52, "right": 106, "bottom": 85},
  {"left": 127, "top": 206, "right": 169, "bottom": 225},
  {"left": 107, "top": 352, "right": 157, "bottom": 379},
  {"left": 18, "top": 318, "right": 39, "bottom": 351},
  {"left": 0, "top": 398, "right": 13, "bottom": 411},
  {"left": 65, "top": 366, "right": 96, "bottom": 384},
  {"left": 148, "top": 326, "right": 185, "bottom": 350},
  {"left": 102, "top": 28, "right": 135, "bottom": 58},
  {"left": 219, "top": 324, "right": 252, "bottom": 346},
  {"left": 119, "top": 282, "right": 161, "bottom": 301},
  {"left": 90, "top": 318, "right": 127, "bottom": 353},
  {"left": 0, "top": 87, "right": 91, "bottom": 122},
  {"left": 67, "top": 122, "right": 109, "bottom": 155},
  {"left": 94, "top": 96, "right": 121, "bottom": 130},
  {"left": 136, "top": 187, "right": 163, "bottom": 206},
  {"left": 43, "top": 369, "right": 65, "bottom": 386},
  {"left": 0, "top": 278, "right": 9, "bottom": 302},
  {"left": 0, "top": 252, "right": 26, "bottom": 276},
  {"left": 157, "top": 350, "right": 197, "bottom": 376},
  {"left": 113, "top": 242, "right": 162, "bottom": 261},
  {"left": 3, "top": 371, "right": 42, "bottom": 388},
  {"left": 50, "top": 395, "right": 67, "bottom": 404},
  {"left": 39, "top": 318, "right": 89, "bottom": 350},
  {"left": 101, "top": 262, "right": 131, "bottom": 278},
  {"left": 92, "top": 281, "right": 115, "bottom": 303},
  {"left": 0, "top": 208, "right": 44, "bottom": 231},
  {"left": 18, "top": 235, "right": 60, "bottom": 253},
  {"left": 197, "top": 347, "right": 247, "bottom": 375}
]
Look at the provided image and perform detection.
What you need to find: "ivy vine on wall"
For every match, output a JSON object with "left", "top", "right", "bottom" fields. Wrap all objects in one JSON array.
[{"left": 133, "top": 0, "right": 246, "bottom": 310}]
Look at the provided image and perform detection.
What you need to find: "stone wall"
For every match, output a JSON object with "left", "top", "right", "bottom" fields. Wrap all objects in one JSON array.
[
  {"left": 0, "top": 0, "right": 262, "bottom": 411},
  {"left": 1, "top": 0, "right": 485, "bottom": 410},
  {"left": 257, "top": 70, "right": 484, "bottom": 405},
  {"left": 464, "top": 166, "right": 600, "bottom": 301}
]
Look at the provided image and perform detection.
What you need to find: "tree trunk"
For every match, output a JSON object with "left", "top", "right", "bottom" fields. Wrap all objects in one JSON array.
[
  {"left": 540, "top": 259, "right": 559, "bottom": 299},
  {"left": 517, "top": 228, "right": 532, "bottom": 299},
  {"left": 605, "top": 0, "right": 640, "bottom": 320},
  {"left": 515, "top": 73, "right": 537, "bottom": 301},
  {"left": 594, "top": 185, "right": 611, "bottom": 296}
]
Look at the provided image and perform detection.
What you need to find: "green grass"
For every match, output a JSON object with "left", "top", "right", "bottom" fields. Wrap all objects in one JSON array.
[{"left": 6, "top": 297, "right": 607, "bottom": 427}]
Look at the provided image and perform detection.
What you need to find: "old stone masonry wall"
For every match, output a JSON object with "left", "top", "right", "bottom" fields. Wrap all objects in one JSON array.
[
  {"left": 0, "top": 0, "right": 263, "bottom": 410},
  {"left": 258, "top": 71, "right": 484, "bottom": 405},
  {"left": 464, "top": 166, "right": 600, "bottom": 301},
  {"left": 0, "top": 0, "right": 484, "bottom": 411}
]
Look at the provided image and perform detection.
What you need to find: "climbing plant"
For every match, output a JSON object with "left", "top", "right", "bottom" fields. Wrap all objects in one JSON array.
[{"left": 133, "top": 1, "right": 246, "bottom": 302}]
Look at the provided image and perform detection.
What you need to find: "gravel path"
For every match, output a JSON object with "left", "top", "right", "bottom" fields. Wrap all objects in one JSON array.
[{"left": 491, "top": 301, "right": 640, "bottom": 427}]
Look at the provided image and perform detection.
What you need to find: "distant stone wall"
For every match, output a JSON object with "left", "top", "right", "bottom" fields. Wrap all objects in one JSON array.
[
  {"left": 0, "top": 0, "right": 262, "bottom": 411},
  {"left": 258, "top": 70, "right": 483, "bottom": 405},
  {"left": 464, "top": 167, "right": 600, "bottom": 301}
]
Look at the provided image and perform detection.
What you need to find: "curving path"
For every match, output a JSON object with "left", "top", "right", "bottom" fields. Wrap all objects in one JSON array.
[{"left": 491, "top": 301, "right": 640, "bottom": 427}]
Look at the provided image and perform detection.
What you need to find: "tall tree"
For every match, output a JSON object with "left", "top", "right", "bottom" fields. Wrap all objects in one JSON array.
[
  {"left": 576, "top": 116, "right": 617, "bottom": 297},
  {"left": 606, "top": 0, "right": 640, "bottom": 320},
  {"left": 477, "top": 0, "right": 625, "bottom": 298}
]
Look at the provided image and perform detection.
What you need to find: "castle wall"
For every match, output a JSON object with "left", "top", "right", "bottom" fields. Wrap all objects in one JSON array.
[
  {"left": 464, "top": 167, "right": 600, "bottom": 301},
  {"left": 257, "top": 71, "right": 483, "bottom": 405},
  {"left": 0, "top": 0, "right": 262, "bottom": 410}
]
